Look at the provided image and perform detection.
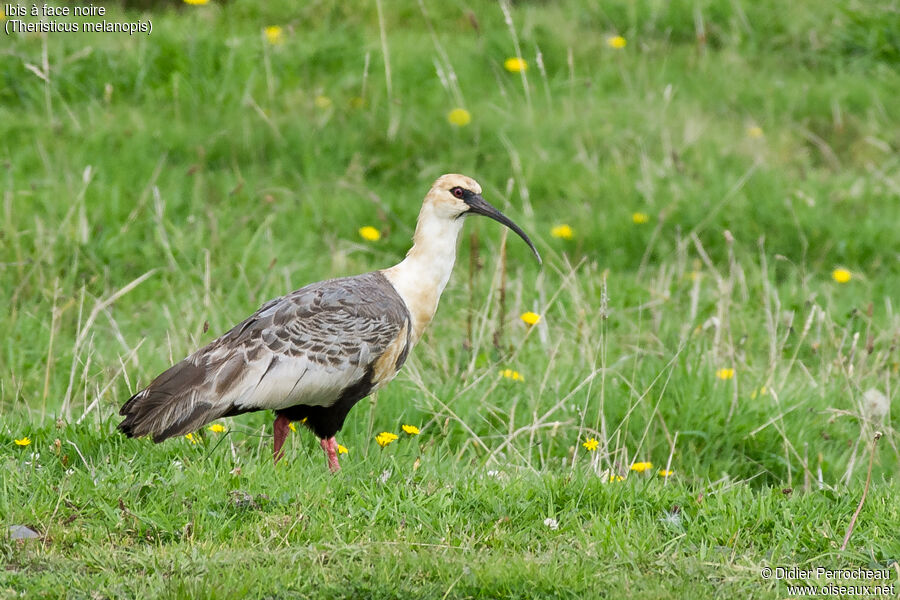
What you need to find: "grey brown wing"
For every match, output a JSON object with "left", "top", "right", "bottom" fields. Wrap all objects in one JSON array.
[
  {"left": 119, "top": 271, "right": 411, "bottom": 441},
  {"left": 212, "top": 271, "right": 412, "bottom": 410}
]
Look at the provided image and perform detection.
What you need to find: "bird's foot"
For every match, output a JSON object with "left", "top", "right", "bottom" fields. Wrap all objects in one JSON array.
[
  {"left": 320, "top": 437, "right": 341, "bottom": 473},
  {"left": 273, "top": 413, "right": 291, "bottom": 464}
]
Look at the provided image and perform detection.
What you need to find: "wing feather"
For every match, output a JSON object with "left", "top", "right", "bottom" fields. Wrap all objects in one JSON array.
[{"left": 119, "top": 271, "right": 410, "bottom": 441}]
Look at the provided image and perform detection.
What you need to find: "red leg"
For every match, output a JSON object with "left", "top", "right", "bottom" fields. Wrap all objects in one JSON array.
[
  {"left": 273, "top": 414, "right": 291, "bottom": 464},
  {"left": 320, "top": 437, "right": 341, "bottom": 473}
]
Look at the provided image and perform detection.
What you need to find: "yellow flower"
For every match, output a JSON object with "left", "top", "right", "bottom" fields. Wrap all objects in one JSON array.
[
  {"left": 520, "top": 311, "right": 541, "bottom": 326},
  {"left": 504, "top": 57, "right": 528, "bottom": 72},
  {"left": 208, "top": 424, "right": 226, "bottom": 433},
  {"left": 358, "top": 226, "right": 381, "bottom": 242},
  {"left": 0, "top": 10, "right": 5, "bottom": 20},
  {"left": 632, "top": 212, "right": 649, "bottom": 225},
  {"left": 14, "top": 437, "right": 31, "bottom": 447},
  {"left": 832, "top": 268, "right": 852, "bottom": 284},
  {"left": 183, "top": 0, "right": 208, "bottom": 5},
  {"left": 582, "top": 437, "right": 599, "bottom": 452},
  {"left": 750, "top": 386, "right": 768, "bottom": 399},
  {"left": 349, "top": 96, "right": 365, "bottom": 109},
  {"left": 314, "top": 95, "right": 332, "bottom": 109},
  {"left": 447, "top": 108, "right": 472, "bottom": 127},
  {"left": 747, "top": 126, "right": 763, "bottom": 139},
  {"left": 500, "top": 368, "right": 523, "bottom": 381},
  {"left": 185, "top": 433, "right": 199, "bottom": 444},
  {"left": 551, "top": 224, "right": 574, "bottom": 240},
  {"left": 401, "top": 424, "right": 420, "bottom": 435},
  {"left": 288, "top": 417, "right": 308, "bottom": 433},
  {"left": 607, "top": 36, "right": 627, "bottom": 49},
  {"left": 337, "top": 444, "right": 348, "bottom": 454},
  {"left": 264, "top": 26, "right": 284, "bottom": 45},
  {"left": 375, "top": 432, "right": 399, "bottom": 447},
  {"left": 630, "top": 461, "right": 653, "bottom": 472},
  {"left": 658, "top": 469, "right": 674, "bottom": 477},
  {"left": 716, "top": 368, "right": 735, "bottom": 380},
  {"left": 609, "top": 474, "right": 624, "bottom": 482}
]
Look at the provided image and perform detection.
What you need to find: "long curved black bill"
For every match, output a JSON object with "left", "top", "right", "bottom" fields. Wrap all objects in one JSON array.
[{"left": 465, "top": 194, "right": 542, "bottom": 265}]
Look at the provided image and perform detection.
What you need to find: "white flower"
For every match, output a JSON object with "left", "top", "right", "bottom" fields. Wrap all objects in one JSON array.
[{"left": 543, "top": 517, "right": 559, "bottom": 530}]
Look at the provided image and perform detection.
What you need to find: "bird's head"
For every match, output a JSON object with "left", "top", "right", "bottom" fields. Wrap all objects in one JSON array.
[{"left": 427, "top": 173, "right": 542, "bottom": 265}]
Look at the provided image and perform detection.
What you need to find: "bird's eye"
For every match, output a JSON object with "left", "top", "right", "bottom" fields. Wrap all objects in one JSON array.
[{"left": 451, "top": 187, "right": 465, "bottom": 199}]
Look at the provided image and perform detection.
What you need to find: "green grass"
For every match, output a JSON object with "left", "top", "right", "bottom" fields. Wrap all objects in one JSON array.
[{"left": 2, "top": 0, "right": 900, "bottom": 597}]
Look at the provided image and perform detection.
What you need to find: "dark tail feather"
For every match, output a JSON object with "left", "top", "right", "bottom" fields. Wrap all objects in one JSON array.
[{"left": 118, "top": 359, "right": 225, "bottom": 443}]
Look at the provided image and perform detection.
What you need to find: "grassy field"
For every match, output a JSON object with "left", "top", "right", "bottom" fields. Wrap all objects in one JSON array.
[{"left": 3, "top": 0, "right": 900, "bottom": 597}]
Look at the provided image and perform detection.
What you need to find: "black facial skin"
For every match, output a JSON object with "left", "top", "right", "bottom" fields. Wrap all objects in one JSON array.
[{"left": 451, "top": 186, "right": 542, "bottom": 265}]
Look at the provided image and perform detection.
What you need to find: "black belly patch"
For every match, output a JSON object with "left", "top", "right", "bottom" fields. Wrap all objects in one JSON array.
[{"left": 277, "top": 369, "right": 375, "bottom": 439}]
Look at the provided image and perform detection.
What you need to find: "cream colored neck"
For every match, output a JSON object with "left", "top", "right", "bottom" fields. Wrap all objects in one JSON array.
[{"left": 381, "top": 200, "right": 465, "bottom": 344}]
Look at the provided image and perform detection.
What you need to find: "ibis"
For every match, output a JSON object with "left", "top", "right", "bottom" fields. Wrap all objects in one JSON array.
[{"left": 119, "top": 174, "right": 541, "bottom": 471}]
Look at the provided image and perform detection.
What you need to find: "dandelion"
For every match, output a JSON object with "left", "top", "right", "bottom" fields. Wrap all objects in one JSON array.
[
  {"left": 264, "top": 26, "right": 284, "bottom": 45},
  {"left": 716, "top": 368, "right": 735, "bottom": 380},
  {"left": 582, "top": 437, "right": 599, "bottom": 452},
  {"left": 520, "top": 311, "right": 541, "bottom": 326},
  {"left": 447, "top": 108, "right": 472, "bottom": 127},
  {"left": 630, "top": 461, "right": 653, "bottom": 472},
  {"left": 14, "top": 437, "right": 31, "bottom": 447},
  {"left": 185, "top": 433, "right": 199, "bottom": 444},
  {"left": 609, "top": 474, "right": 624, "bottom": 482},
  {"left": 504, "top": 57, "right": 528, "bottom": 72},
  {"left": 832, "top": 268, "right": 852, "bottom": 284},
  {"left": 314, "top": 95, "right": 332, "bottom": 109},
  {"left": 863, "top": 388, "right": 890, "bottom": 420},
  {"left": 208, "top": 423, "right": 226, "bottom": 433},
  {"left": 401, "top": 424, "right": 420, "bottom": 435},
  {"left": 183, "top": 0, "right": 208, "bottom": 5},
  {"left": 658, "top": 469, "right": 674, "bottom": 477},
  {"left": 632, "top": 212, "right": 650, "bottom": 225},
  {"left": 375, "top": 432, "right": 398, "bottom": 447},
  {"left": 750, "top": 386, "right": 768, "bottom": 399},
  {"left": 289, "top": 422, "right": 297, "bottom": 432},
  {"left": 500, "top": 368, "right": 523, "bottom": 381},
  {"left": 337, "top": 444, "right": 349, "bottom": 454},
  {"left": 747, "top": 126, "right": 763, "bottom": 139},
  {"left": 0, "top": 10, "right": 5, "bottom": 20},
  {"left": 607, "top": 35, "right": 627, "bottom": 49},
  {"left": 660, "top": 509, "right": 683, "bottom": 528},
  {"left": 358, "top": 226, "right": 381, "bottom": 242},
  {"left": 550, "top": 224, "right": 574, "bottom": 240}
]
